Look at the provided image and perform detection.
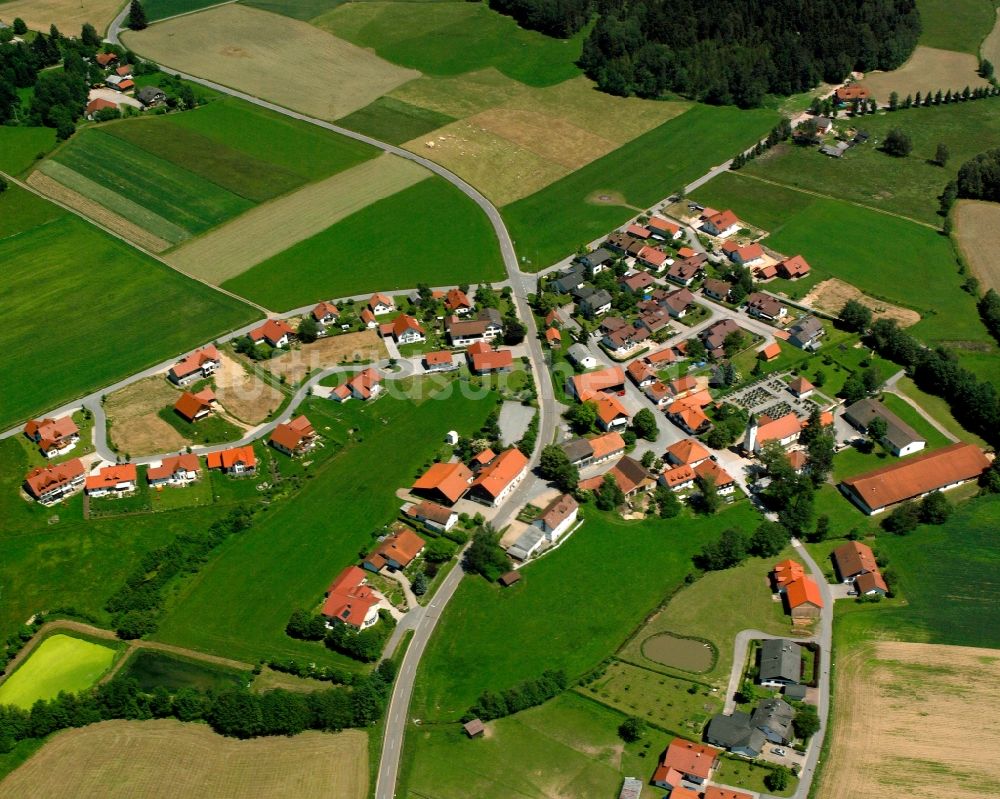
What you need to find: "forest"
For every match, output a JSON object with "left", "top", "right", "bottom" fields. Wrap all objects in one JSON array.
[{"left": 487, "top": 0, "right": 921, "bottom": 107}]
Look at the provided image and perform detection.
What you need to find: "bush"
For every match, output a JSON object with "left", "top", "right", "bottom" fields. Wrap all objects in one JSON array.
[
  {"left": 465, "top": 670, "right": 567, "bottom": 722},
  {"left": 618, "top": 715, "right": 645, "bottom": 742}
]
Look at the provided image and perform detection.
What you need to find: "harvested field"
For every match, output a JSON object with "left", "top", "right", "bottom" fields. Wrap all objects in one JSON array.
[
  {"left": 165, "top": 154, "right": 428, "bottom": 284},
  {"left": 982, "top": 9, "right": 1000, "bottom": 68},
  {"left": 263, "top": 331, "right": 387, "bottom": 384},
  {"left": 801, "top": 278, "right": 921, "bottom": 327},
  {"left": 26, "top": 171, "right": 172, "bottom": 253},
  {"left": 953, "top": 199, "right": 1000, "bottom": 293},
  {"left": 105, "top": 376, "right": 187, "bottom": 456},
  {"left": 123, "top": 4, "right": 419, "bottom": 121},
  {"left": 0, "top": 0, "right": 122, "bottom": 33},
  {"left": 820, "top": 640, "right": 1000, "bottom": 799},
  {"left": 0, "top": 719, "right": 367, "bottom": 799},
  {"left": 860, "top": 46, "right": 988, "bottom": 100},
  {"left": 390, "top": 69, "right": 529, "bottom": 120},
  {"left": 212, "top": 353, "right": 283, "bottom": 424},
  {"left": 468, "top": 108, "right": 615, "bottom": 170}
]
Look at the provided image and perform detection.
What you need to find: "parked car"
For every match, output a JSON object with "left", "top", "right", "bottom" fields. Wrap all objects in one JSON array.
[{"left": 772, "top": 747, "right": 787, "bottom": 756}]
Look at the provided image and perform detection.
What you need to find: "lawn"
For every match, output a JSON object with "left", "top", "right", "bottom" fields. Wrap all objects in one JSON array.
[
  {"left": 743, "top": 101, "right": 1000, "bottom": 227},
  {"left": 0, "top": 191, "right": 258, "bottom": 429},
  {"left": 335, "top": 96, "right": 457, "bottom": 145},
  {"left": 411, "top": 502, "right": 763, "bottom": 722},
  {"left": 152, "top": 386, "right": 498, "bottom": 664},
  {"left": 503, "top": 105, "right": 779, "bottom": 269},
  {"left": 156, "top": 407, "right": 245, "bottom": 446},
  {"left": 315, "top": 0, "right": 585, "bottom": 87},
  {"left": 691, "top": 171, "right": 989, "bottom": 347},
  {"left": 892, "top": 376, "right": 989, "bottom": 446},
  {"left": 715, "top": 755, "right": 798, "bottom": 797},
  {"left": 0, "top": 126, "right": 56, "bottom": 174},
  {"left": 0, "top": 634, "right": 117, "bottom": 709},
  {"left": 915, "top": 0, "right": 997, "bottom": 53},
  {"left": 222, "top": 176, "right": 505, "bottom": 309},
  {"left": 120, "top": 650, "right": 249, "bottom": 693}
]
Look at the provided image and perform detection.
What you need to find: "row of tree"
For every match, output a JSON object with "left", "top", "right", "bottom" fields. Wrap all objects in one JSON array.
[
  {"left": 888, "top": 85, "right": 999, "bottom": 112},
  {"left": 464, "top": 669, "right": 567, "bottom": 721}
]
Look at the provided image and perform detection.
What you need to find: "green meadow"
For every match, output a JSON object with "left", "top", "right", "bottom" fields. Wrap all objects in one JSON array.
[
  {"left": 0, "top": 635, "right": 117, "bottom": 709},
  {"left": 142, "top": 0, "right": 233, "bottom": 22},
  {"left": 0, "top": 126, "right": 56, "bottom": 175},
  {"left": 0, "top": 186, "right": 257, "bottom": 428},
  {"left": 222, "top": 176, "right": 505, "bottom": 309},
  {"left": 915, "top": 0, "right": 997, "bottom": 53},
  {"left": 504, "top": 105, "right": 779, "bottom": 269},
  {"left": 336, "top": 96, "right": 457, "bottom": 145},
  {"left": 153, "top": 387, "right": 497, "bottom": 664},
  {"left": 242, "top": 0, "right": 348, "bottom": 21}
]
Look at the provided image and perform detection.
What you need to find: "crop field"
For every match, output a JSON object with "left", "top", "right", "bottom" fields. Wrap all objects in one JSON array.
[
  {"left": 401, "top": 691, "right": 674, "bottom": 799},
  {"left": 0, "top": 634, "right": 116, "bottom": 709},
  {"left": 743, "top": 100, "right": 1000, "bottom": 226},
  {"left": 243, "top": 0, "right": 347, "bottom": 20},
  {"left": 167, "top": 155, "right": 429, "bottom": 285},
  {"left": 861, "top": 45, "right": 988, "bottom": 101},
  {"left": 820, "top": 640, "right": 1000, "bottom": 799},
  {"left": 315, "top": 0, "right": 584, "bottom": 86},
  {"left": 124, "top": 4, "right": 420, "bottom": 121},
  {"left": 691, "top": 171, "right": 989, "bottom": 347},
  {"left": 0, "top": 0, "right": 122, "bottom": 33},
  {"left": 0, "top": 126, "right": 55, "bottom": 175},
  {"left": 143, "top": 0, "right": 235, "bottom": 22},
  {"left": 152, "top": 388, "right": 497, "bottom": 664},
  {"left": 0, "top": 720, "right": 368, "bottom": 799},
  {"left": 953, "top": 199, "right": 1000, "bottom": 292},
  {"left": 504, "top": 105, "right": 778, "bottom": 269},
  {"left": 223, "top": 176, "right": 506, "bottom": 309},
  {"left": 916, "top": 0, "right": 997, "bottom": 54},
  {"left": 334, "top": 96, "right": 456, "bottom": 145},
  {"left": 0, "top": 189, "right": 257, "bottom": 430},
  {"left": 412, "top": 503, "right": 762, "bottom": 722}
]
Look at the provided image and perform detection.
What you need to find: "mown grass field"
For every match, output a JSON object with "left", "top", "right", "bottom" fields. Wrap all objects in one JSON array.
[
  {"left": 691, "top": 171, "right": 989, "bottom": 347},
  {"left": 0, "top": 634, "right": 117, "bottom": 709},
  {"left": 954, "top": 199, "right": 1000, "bottom": 293},
  {"left": 316, "top": 0, "right": 585, "bottom": 86},
  {"left": 143, "top": 0, "right": 232, "bottom": 22},
  {"left": 242, "top": 0, "right": 347, "bottom": 21},
  {"left": 412, "top": 502, "right": 762, "bottom": 722},
  {"left": 504, "top": 105, "right": 778, "bottom": 269},
  {"left": 335, "top": 96, "right": 457, "bottom": 145},
  {"left": 0, "top": 0, "right": 121, "bottom": 33},
  {"left": 222, "top": 176, "right": 505, "bottom": 309},
  {"left": 743, "top": 101, "right": 1000, "bottom": 226},
  {"left": 860, "top": 46, "right": 987, "bottom": 102},
  {"left": 153, "top": 387, "right": 497, "bottom": 663},
  {"left": 0, "top": 126, "right": 55, "bottom": 174},
  {"left": 0, "top": 187, "right": 257, "bottom": 429},
  {"left": 915, "top": 0, "right": 997, "bottom": 53}
]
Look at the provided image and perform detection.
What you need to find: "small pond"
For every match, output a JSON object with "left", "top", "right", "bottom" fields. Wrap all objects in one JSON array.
[{"left": 641, "top": 632, "right": 715, "bottom": 673}]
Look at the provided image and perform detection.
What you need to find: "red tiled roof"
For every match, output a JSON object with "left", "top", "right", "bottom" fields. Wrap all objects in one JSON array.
[
  {"left": 471, "top": 448, "right": 528, "bottom": 498},
  {"left": 785, "top": 576, "right": 824, "bottom": 609},
  {"left": 661, "top": 738, "right": 721, "bottom": 780},
  {"left": 626, "top": 223, "right": 651, "bottom": 238},
  {"left": 648, "top": 216, "right": 680, "bottom": 235},
  {"left": 171, "top": 345, "right": 221, "bottom": 380},
  {"left": 669, "top": 374, "right": 698, "bottom": 396},
  {"left": 705, "top": 209, "right": 738, "bottom": 232},
  {"left": 789, "top": 376, "right": 814, "bottom": 394},
  {"left": 473, "top": 448, "right": 496, "bottom": 465},
  {"left": 206, "top": 445, "right": 256, "bottom": 470},
  {"left": 249, "top": 319, "right": 294, "bottom": 345},
  {"left": 571, "top": 366, "right": 624, "bottom": 398},
  {"left": 705, "top": 787, "right": 754, "bottom": 799},
  {"left": 666, "top": 438, "right": 710, "bottom": 465},
  {"left": 424, "top": 350, "right": 453, "bottom": 366},
  {"left": 661, "top": 463, "right": 696, "bottom": 488},
  {"left": 24, "top": 416, "right": 79, "bottom": 449},
  {"left": 469, "top": 347, "right": 513, "bottom": 372},
  {"left": 836, "top": 84, "right": 869, "bottom": 101},
  {"left": 855, "top": 570, "right": 888, "bottom": 594},
  {"left": 370, "top": 293, "right": 394, "bottom": 309},
  {"left": 760, "top": 342, "right": 781, "bottom": 361},
  {"left": 147, "top": 453, "right": 200, "bottom": 482},
  {"left": 174, "top": 390, "right": 214, "bottom": 422},
  {"left": 391, "top": 313, "right": 424, "bottom": 338},
  {"left": 368, "top": 528, "right": 425, "bottom": 569},
  {"left": 694, "top": 458, "right": 734, "bottom": 487},
  {"left": 627, "top": 359, "right": 656, "bottom": 384},
  {"left": 413, "top": 462, "right": 473, "bottom": 504},
  {"left": 321, "top": 566, "right": 380, "bottom": 627},
  {"left": 637, "top": 246, "right": 669, "bottom": 267},
  {"left": 95, "top": 53, "right": 118, "bottom": 65},
  {"left": 588, "top": 431, "right": 626, "bottom": 460},
  {"left": 270, "top": 415, "right": 315, "bottom": 452},
  {"left": 583, "top": 391, "right": 630, "bottom": 425},
  {"left": 645, "top": 348, "right": 676, "bottom": 365},
  {"left": 85, "top": 463, "right": 137, "bottom": 491},
  {"left": 24, "top": 459, "right": 84, "bottom": 497},
  {"left": 312, "top": 301, "right": 339, "bottom": 321},
  {"left": 445, "top": 288, "right": 472, "bottom": 311},
  {"left": 773, "top": 559, "right": 805, "bottom": 588},
  {"left": 407, "top": 500, "right": 455, "bottom": 526},
  {"left": 832, "top": 541, "right": 878, "bottom": 578},
  {"left": 755, "top": 412, "right": 801, "bottom": 445},
  {"left": 117, "top": 79, "right": 135, "bottom": 90},
  {"left": 545, "top": 326, "right": 562, "bottom": 343},
  {"left": 779, "top": 255, "right": 811, "bottom": 278},
  {"left": 86, "top": 98, "right": 117, "bottom": 115}
]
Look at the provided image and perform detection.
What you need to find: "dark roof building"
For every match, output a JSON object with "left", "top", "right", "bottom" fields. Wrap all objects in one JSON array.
[
  {"left": 751, "top": 698, "right": 795, "bottom": 744},
  {"left": 842, "top": 398, "right": 926, "bottom": 457},
  {"left": 705, "top": 712, "right": 766, "bottom": 758},
  {"left": 759, "top": 638, "right": 802, "bottom": 686}
]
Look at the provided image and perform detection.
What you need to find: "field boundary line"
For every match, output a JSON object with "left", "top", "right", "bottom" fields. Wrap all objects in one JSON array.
[
  {"left": 731, "top": 170, "right": 940, "bottom": 230},
  {"left": 149, "top": 0, "right": 238, "bottom": 26}
]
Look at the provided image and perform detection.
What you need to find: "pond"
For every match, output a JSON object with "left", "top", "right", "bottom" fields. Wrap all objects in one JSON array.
[{"left": 641, "top": 632, "right": 715, "bottom": 673}]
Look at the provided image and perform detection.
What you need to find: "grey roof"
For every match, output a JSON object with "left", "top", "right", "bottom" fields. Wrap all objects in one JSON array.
[
  {"left": 559, "top": 437, "right": 594, "bottom": 464},
  {"left": 706, "top": 712, "right": 766, "bottom": 755},
  {"left": 136, "top": 86, "right": 164, "bottom": 102},
  {"left": 789, "top": 316, "right": 823, "bottom": 346},
  {"left": 619, "top": 777, "right": 643, "bottom": 799},
  {"left": 579, "top": 248, "right": 614, "bottom": 268},
  {"left": 783, "top": 684, "right": 808, "bottom": 700},
  {"left": 751, "top": 698, "right": 795, "bottom": 739},
  {"left": 551, "top": 266, "right": 587, "bottom": 293},
  {"left": 843, "top": 398, "right": 925, "bottom": 452},
  {"left": 572, "top": 284, "right": 595, "bottom": 300},
  {"left": 507, "top": 526, "right": 545, "bottom": 561},
  {"left": 760, "top": 638, "right": 802, "bottom": 684},
  {"left": 582, "top": 289, "right": 613, "bottom": 309},
  {"left": 479, "top": 307, "right": 502, "bottom": 324},
  {"left": 567, "top": 343, "right": 594, "bottom": 365}
]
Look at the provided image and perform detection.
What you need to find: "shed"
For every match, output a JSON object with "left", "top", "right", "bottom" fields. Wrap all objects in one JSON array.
[
  {"left": 499, "top": 571, "right": 522, "bottom": 587},
  {"left": 463, "top": 719, "right": 485, "bottom": 738}
]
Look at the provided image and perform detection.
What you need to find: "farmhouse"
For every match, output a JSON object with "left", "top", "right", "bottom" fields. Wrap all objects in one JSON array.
[
  {"left": 206, "top": 445, "right": 256, "bottom": 475},
  {"left": 445, "top": 309, "right": 503, "bottom": 345},
  {"left": 173, "top": 388, "right": 216, "bottom": 422},
  {"left": 423, "top": 350, "right": 455, "bottom": 372},
  {"left": 745, "top": 292, "right": 786, "bottom": 321},
  {"left": 312, "top": 301, "right": 340, "bottom": 328},
  {"left": 777, "top": 255, "right": 811, "bottom": 279},
  {"left": 839, "top": 442, "right": 989, "bottom": 514},
  {"left": 647, "top": 216, "right": 683, "bottom": 240},
  {"left": 23, "top": 416, "right": 80, "bottom": 458},
  {"left": 321, "top": 566, "right": 382, "bottom": 629},
  {"left": 405, "top": 499, "right": 458, "bottom": 532},
  {"left": 85, "top": 97, "right": 117, "bottom": 119},
  {"left": 832, "top": 541, "right": 888, "bottom": 595},
  {"left": 95, "top": 52, "right": 118, "bottom": 67},
  {"left": 369, "top": 293, "right": 395, "bottom": 315},
  {"left": 788, "top": 316, "right": 825, "bottom": 350},
  {"left": 365, "top": 528, "right": 425, "bottom": 572},
  {"left": 105, "top": 75, "right": 134, "bottom": 92},
  {"left": 85, "top": 464, "right": 137, "bottom": 497},
  {"left": 23, "top": 458, "right": 86, "bottom": 504},
  {"left": 705, "top": 788, "right": 753, "bottom": 799},
  {"left": 722, "top": 240, "right": 765, "bottom": 267},
  {"left": 579, "top": 455, "right": 654, "bottom": 498},
  {"left": 558, "top": 431, "right": 626, "bottom": 468},
  {"left": 842, "top": 398, "right": 925, "bottom": 456},
  {"left": 331, "top": 368, "right": 382, "bottom": 401},
  {"left": 444, "top": 288, "right": 473, "bottom": 314},
  {"left": 136, "top": 86, "right": 166, "bottom": 107},
  {"left": 466, "top": 341, "right": 513, "bottom": 373},
  {"left": 168, "top": 345, "right": 221, "bottom": 386},
  {"left": 701, "top": 209, "right": 740, "bottom": 238},
  {"left": 651, "top": 738, "right": 721, "bottom": 789},
  {"left": 269, "top": 415, "right": 317, "bottom": 457},
  {"left": 249, "top": 319, "right": 295, "bottom": 348},
  {"left": 835, "top": 84, "right": 870, "bottom": 103},
  {"left": 412, "top": 462, "right": 473, "bottom": 505},
  {"left": 469, "top": 448, "right": 529, "bottom": 507},
  {"left": 759, "top": 638, "right": 802, "bottom": 686},
  {"left": 381, "top": 314, "right": 425, "bottom": 344},
  {"left": 783, "top": 575, "right": 824, "bottom": 620},
  {"left": 568, "top": 366, "right": 625, "bottom": 400},
  {"left": 147, "top": 454, "right": 200, "bottom": 487},
  {"left": 508, "top": 493, "right": 579, "bottom": 561}
]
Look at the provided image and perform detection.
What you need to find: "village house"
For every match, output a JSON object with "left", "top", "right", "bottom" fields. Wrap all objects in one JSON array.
[
  {"left": 622, "top": 271, "right": 656, "bottom": 297},
  {"left": 412, "top": 461, "right": 474, "bottom": 505},
  {"left": 752, "top": 698, "right": 796, "bottom": 743},
  {"left": 788, "top": 316, "right": 825, "bottom": 350},
  {"left": 269, "top": 415, "right": 317, "bottom": 457},
  {"left": 627, "top": 359, "right": 657, "bottom": 388},
  {"left": 558, "top": 431, "right": 626, "bottom": 468},
  {"left": 147, "top": 454, "right": 200, "bottom": 488},
  {"left": 666, "top": 438, "right": 711, "bottom": 468},
  {"left": 700, "top": 209, "right": 740, "bottom": 238},
  {"left": 423, "top": 350, "right": 456, "bottom": 372},
  {"left": 777, "top": 255, "right": 811, "bottom": 279},
  {"left": 651, "top": 738, "right": 721, "bottom": 790},
  {"left": 703, "top": 278, "right": 732, "bottom": 302},
  {"left": 136, "top": 86, "right": 166, "bottom": 107},
  {"left": 667, "top": 256, "right": 706, "bottom": 287},
  {"left": 722, "top": 240, "right": 765, "bottom": 267},
  {"left": 365, "top": 528, "right": 426, "bottom": 572},
  {"left": 321, "top": 566, "right": 383, "bottom": 629},
  {"left": 23, "top": 416, "right": 80, "bottom": 458},
  {"left": 577, "top": 247, "right": 616, "bottom": 273},
  {"left": 95, "top": 52, "right": 118, "bottom": 67},
  {"left": 661, "top": 287, "right": 694, "bottom": 319},
  {"left": 85, "top": 97, "right": 117, "bottom": 119},
  {"left": 590, "top": 392, "right": 632, "bottom": 431},
  {"left": 638, "top": 308, "right": 673, "bottom": 336},
  {"left": 579, "top": 455, "right": 654, "bottom": 498},
  {"left": 626, "top": 223, "right": 651, "bottom": 239},
  {"left": 667, "top": 393, "right": 713, "bottom": 435},
  {"left": 173, "top": 388, "right": 216, "bottom": 423},
  {"left": 331, "top": 368, "right": 382, "bottom": 401},
  {"left": 405, "top": 499, "right": 459, "bottom": 532},
  {"left": 380, "top": 313, "right": 425, "bottom": 345},
  {"left": 759, "top": 638, "right": 802, "bottom": 686},
  {"left": 23, "top": 458, "right": 86, "bottom": 505},
  {"left": 444, "top": 288, "right": 473, "bottom": 315},
  {"left": 759, "top": 341, "right": 782, "bottom": 361},
  {"left": 105, "top": 74, "right": 135, "bottom": 93},
  {"left": 695, "top": 459, "right": 737, "bottom": 495},
  {"left": 832, "top": 540, "right": 888, "bottom": 596},
  {"left": 835, "top": 84, "right": 870, "bottom": 104},
  {"left": 312, "top": 301, "right": 340, "bottom": 329},
  {"left": 783, "top": 575, "right": 824, "bottom": 620},
  {"left": 568, "top": 366, "right": 625, "bottom": 400},
  {"left": 468, "top": 448, "right": 529, "bottom": 507},
  {"left": 701, "top": 318, "right": 741, "bottom": 354},
  {"left": 842, "top": 398, "right": 925, "bottom": 456},
  {"left": 249, "top": 319, "right": 295, "bottom": 349},
  {"left": 637, "top": 246, "right": 670, "bottom": 272},
  {"left": 85, "top": 464, "right": 137, "bottom": 497},
  {"left": 545, "top": 327, "right": 562, "bottom": 347},
  {"left": 445, "top": 309, "right": 503, "bottom": 346},
  {"left": 642, "top": 380, "right": 672, "bottom": 409},
  {"left": 550, "top": 265, "right": 587, "bottom": 294},
  {"left": 705, "top": 712, "right": 766, "bottom": 758},
  {"left": 566, "top": 343, "right": 598, "bottom": 370},
  {"left": 577, "top": 287, "right": 614, "bottom": 317},
  {"left": 647, "top": 216, "right": 683, "bottom": 240},
  {"left": 603, "top": 323, "right": 649, "bottom": 358},
  {"left": 369, "top": 293, "right": 395, "bottom": 316},
  {"left": 360, "top": 308, "right": 377, "bottom": 328},
  {"left": 467, "top": 341, "right": 513, "bottom": 373},
  {"left": 659, "top": 463, "right": 696, "bottom": 491},
  {"left": 206, "top": 445, "right": 256, "bottom": 475},
  {"left": 788, "top": 376, "right": 815, "bottom": 399},
  {"left": 772, "top": 559, "right": 805, "bottom": 590},
  {"left": 839, "top": 442, "right": 989, "bottom": 514},
  {"left": 745, "top": 292, "right": 786, "bottom": 321},
  {"left": 705, "top": 788, "right": 753, "bottom": 799},
  {"left": 508, "top": 493, "right": 579, "bottom": 560},
  {"left": 168, "top": 345, "right": 221, "bottom": 386}
]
